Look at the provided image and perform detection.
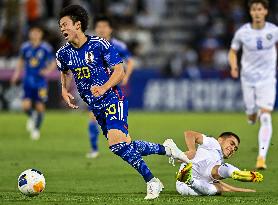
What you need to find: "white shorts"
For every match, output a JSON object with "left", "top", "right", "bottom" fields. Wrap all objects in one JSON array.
[{"left": 241, "top": 80, "right": 276, "bottom": 115}]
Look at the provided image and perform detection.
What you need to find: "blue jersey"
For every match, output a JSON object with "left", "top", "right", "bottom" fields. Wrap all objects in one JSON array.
[
  {"left": 20, "top": 41, "right": 54, "bottom": 88},
  {"left": 56, "top": 35, "right": 124, "bottom": 108},
  {"left": 110, "top": 38, "right": 131, "bottom": 61}
]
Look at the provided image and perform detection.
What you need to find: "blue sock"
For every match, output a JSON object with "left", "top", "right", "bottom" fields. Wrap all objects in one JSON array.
[
  {"left": 25, "top": 109, "right": 33, "bottom": 117},
  {"left": 110, "top": 142, "right": 154, "bottom": 182},
  {"left": 89, "top": 121, "right": 99, "bottom": 151},
  {"left": 131, "top": 140, "right": 166, "bottom": 156},
  {"left": 35, "top": 112, "right": 44, "bottom": 129}
]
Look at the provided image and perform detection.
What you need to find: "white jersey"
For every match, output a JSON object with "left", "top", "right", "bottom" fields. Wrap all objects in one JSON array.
[
  {"left": 179, "top": 136, "right": 224, "bottom": 183},
  {"left": 231, "top": 22, "right": 278, "bottom": 85}
]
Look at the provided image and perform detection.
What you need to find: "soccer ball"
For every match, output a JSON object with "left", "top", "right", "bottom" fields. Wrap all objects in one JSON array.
[{"left": 18, "top": 169, "right": 46, "bottom": 196}]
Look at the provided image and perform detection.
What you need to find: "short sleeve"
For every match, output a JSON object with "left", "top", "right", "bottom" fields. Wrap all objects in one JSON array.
[
  {"left": 99, "top": 39, "right": 123, "bottom": 67},
  {"left": 231, "top": 30, "right": 242, "bottom": 51},
  {"left": 117, "top": 44, "right": 131, "bottom": 61},
  {"left": 202, "top": 136, "right": 220, "bottom": 149},
  {"left": 56, "top": 52, "right": 69, "bottom": 72},
  {"left": 45, "top": 44, "right": 55, "bottom": 61}
]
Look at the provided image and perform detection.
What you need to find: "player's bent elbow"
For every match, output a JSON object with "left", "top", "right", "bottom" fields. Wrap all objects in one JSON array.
[{"left": 184, "top": 130, "right": 195, "bottom": 138}]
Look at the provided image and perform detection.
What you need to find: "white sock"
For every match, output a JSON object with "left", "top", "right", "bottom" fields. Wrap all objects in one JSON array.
[
  {"left": 191, "top": 180, "right": 218, "bottom": 195},
  {"left": 258, "top": 113, "right": 272, "bottom": 159},
  {"left": 218, "top": 163, "right": 239, "bottom": 179},
  {"left": 165, "top": 147, "right": 171, "bottom": 156}
]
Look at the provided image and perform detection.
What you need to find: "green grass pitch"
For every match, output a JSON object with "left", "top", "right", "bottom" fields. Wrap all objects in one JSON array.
[{"left": 0, "top": 111, "right": 278, "bottom": 205}]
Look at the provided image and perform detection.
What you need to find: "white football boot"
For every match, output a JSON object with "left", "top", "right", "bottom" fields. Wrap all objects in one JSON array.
[
  {"left": 163, "top": 139, "right": 190, "bottom": 166},
  {"left": 31, "top": 129, "right": 40, "bottom": 140},
  {"left": 86, "top": 151, "right": 99, "bottom": 159},
  {"left": 144, "top": 177, "right": 164, "bottom": 200}
]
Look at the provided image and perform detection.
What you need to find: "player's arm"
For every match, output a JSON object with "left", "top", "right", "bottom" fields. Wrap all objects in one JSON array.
[
  {"left": 91, "top": 63, "right": 125, "bottom": 97},
  {"left": 184, "top": 130, "right": 204, "bottom": 159},
  {"left": 228, "top": 48, "right": 239, "bottom": 79},
  {"left": 121, "top": 58, "right": 134, "bottom": 86},
  {"left": 11, "top": 57, "right": 24, "bottom": 85},
  {"left": 40, "top": 59, "right": 57, "bottom": 76},
  {"left": 214, "top": 181, "right": 256, "bottom": 193},
  {"left": 60, "top": 70, "right": 78, "bottom": 109}
]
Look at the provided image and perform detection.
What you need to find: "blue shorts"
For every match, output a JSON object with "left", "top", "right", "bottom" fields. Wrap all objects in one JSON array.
[
  {"left": 23, "top": 85, "right": 48, "bottom": 103},
  {"left": 90, "top": 97, "right": 129, "bottom": 138}
]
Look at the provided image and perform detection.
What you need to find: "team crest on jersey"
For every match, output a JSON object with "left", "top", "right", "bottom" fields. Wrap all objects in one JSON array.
[
  {"left": 85, "top": 52, "right": 94, "bottom": 63},
  {"left": 266, "top": 33, "right": 273, "bottom": 40}
]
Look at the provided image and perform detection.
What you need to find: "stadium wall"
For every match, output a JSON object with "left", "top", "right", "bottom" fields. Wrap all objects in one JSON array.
[{"left": 1, "top": 69, "right": 277, "bottom": 111}]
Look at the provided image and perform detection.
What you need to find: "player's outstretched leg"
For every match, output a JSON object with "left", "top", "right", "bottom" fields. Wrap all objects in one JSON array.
[
  {"left": 31, "top": 102, "right": 45, "bottom": 140},
  {"left": 257, "top": 112, "right": 272, "bottom": 169},
  {"left": 22, "top": 99, "right": 34, "bottom": 132},
  {"left": 217, "top": 163, "right": 263, "bottom": 182},
  {"left": 87, "top": 120, "right": 100, "bottom": 158},
  {"left": 130, "top": 140, "right": 166, "bottom": 156},
  {"left": 163, "top": 139, "right": 190, "bottom": 165},
  {"left": 130, "top": 139, "right": 190, "bottom": 165},
  {"left": 109, "top": 142, "right": 163, "bottom": 199}
]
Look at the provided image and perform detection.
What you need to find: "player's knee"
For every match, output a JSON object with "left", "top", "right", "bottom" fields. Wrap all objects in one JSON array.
[
  {"left": 206, "top": 184, "right": 218, "bottom": 196},
  {"left": 259, "top": 112, "right": 271, "bottom": 125},
  {"left": 176, "top": 181, "right": 189, "bottom": 196},
  {"left": 107, "top": 129, "right": 131, "bottom": 146},
  {"left": 22, "top": 101, "right": 31, "bottom": 110},
  {"left": 35, "top": 103, "right": 45, "bottom": 112},
  {"left": 176, "top": 181, "right": 199, "bottom": 196}
]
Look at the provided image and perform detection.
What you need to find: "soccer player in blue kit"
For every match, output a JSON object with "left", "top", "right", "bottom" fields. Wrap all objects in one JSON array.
[
  {"left": 86, "top": 15, "right": 134, "bottom": 158},
  {"left": 56, "top": 5, "right": 189, "bottom": 199},
  {"left": 11, "top": 25, "right": 56, "bottom": 140}
]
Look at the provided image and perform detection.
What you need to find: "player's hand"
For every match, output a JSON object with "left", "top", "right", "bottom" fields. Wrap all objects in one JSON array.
[
  {"left": 61, "top": 88, "right": 79, "bottom": 109},
  {"left": 185, "top": 150, "right": 196, "bottom": 160},
  {"left": 230, "top": 67, "right": 239, "bottom": 79},
  {"left": 40, "top": 69, "right": 49, "bottom": 77},
  {"left": 90, "top": 85, "right": 108, "bottom": 97}
]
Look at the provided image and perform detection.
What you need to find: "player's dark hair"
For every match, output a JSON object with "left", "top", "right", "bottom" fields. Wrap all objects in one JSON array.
[
  {"left": 29, "top": 24, "right": 44, "bottom": 33},
  {"left": 218, "top": 132, "right": 240, "bottom": 144},
  {"left": 59, "top": 5, "right": 88, "bottom": 32},
  {"left": 93, "top": 15, "right": 113, "bottom": 29},
  {"left": 248, "top": 0, "right": 269, "bottom": 9}
]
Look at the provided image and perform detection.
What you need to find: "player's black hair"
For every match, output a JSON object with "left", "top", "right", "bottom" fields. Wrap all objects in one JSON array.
[
  {"left": 218, "top": 132, "right": 240, "bottom": 144},
  {"left": 29, "top": 23, "right": 44, "bottom": 33},
  {"left": 248, "top": 0, "right": 269, "bottom": 9},
  {"left": 59, "top": 5, "right": 88, "bottom": 32},
  {"left": 93, "top": 15, "right": 113, "bottom": 29}
]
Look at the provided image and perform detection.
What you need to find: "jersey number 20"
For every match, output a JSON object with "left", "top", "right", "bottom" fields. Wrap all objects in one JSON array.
[{"left": 75, "top": 67, "right": 91, "bottom": 79}]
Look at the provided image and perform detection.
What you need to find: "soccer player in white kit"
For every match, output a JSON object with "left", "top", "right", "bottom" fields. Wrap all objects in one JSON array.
[
  {"left": 176, "top": 131, "right": 263, "bottom": 196},
  {"left": 228, "top": 0, "right": 278, "bottom": 169}
]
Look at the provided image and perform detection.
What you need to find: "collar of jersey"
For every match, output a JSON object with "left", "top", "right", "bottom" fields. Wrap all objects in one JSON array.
[{"left": 69, "top": 35, "right": 90, "bottom": 50}]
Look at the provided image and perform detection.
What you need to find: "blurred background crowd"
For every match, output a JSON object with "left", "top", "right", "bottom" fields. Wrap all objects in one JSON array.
[{"left": 0, "top": 0, "right": 277, "bottom": 74}]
